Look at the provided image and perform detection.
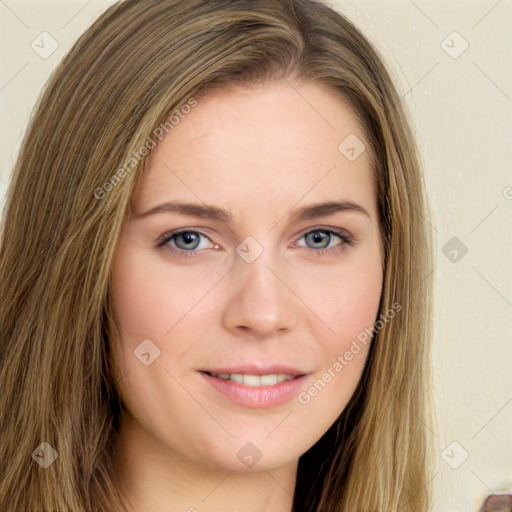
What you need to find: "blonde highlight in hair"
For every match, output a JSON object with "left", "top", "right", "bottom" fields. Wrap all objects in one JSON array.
[{"left": 1, "top": 1, "right": 434, "bottom": 510}]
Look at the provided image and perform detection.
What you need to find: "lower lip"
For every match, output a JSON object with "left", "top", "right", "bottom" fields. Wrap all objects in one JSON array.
[{"left": 200, "top": 372, "right": 307, "bottom": 409}]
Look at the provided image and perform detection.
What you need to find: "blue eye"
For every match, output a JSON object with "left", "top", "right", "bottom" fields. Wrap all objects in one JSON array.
[
  {"left": 157, "top": 229, "right": 219, "bottom": 258},
  {"left": 157, "top": 227, "right": 354, "bottom": 259},
  {"left": 304, "top": 230, "right": 340, "bottom": 250},
  {"left": 294, "top": 228, "right": 354, "bottom": 255},
  {"left": 171, "top": 231, "right": 205, "bottom": 251},
  {"left": 157, "top": 230, "right": 216, "bottom": 258}
]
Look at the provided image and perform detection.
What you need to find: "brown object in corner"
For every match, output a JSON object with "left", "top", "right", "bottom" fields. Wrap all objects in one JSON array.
[{"left": 481, "top": 494, "right": 512, "bottom": 512}]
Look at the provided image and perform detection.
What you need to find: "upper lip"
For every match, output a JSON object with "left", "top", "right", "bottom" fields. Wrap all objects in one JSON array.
[{"left": 201, "top": 363, "right": 307, "bottom": 377}]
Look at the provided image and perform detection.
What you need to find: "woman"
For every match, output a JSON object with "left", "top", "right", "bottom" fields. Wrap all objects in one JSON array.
[{"left": 0, "top": 0, "right": 434, "bottom": 510}]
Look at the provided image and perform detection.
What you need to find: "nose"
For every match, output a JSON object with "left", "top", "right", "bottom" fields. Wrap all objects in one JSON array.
[{"left": 221, "top": 249, "right": 298, "bottom": 338}]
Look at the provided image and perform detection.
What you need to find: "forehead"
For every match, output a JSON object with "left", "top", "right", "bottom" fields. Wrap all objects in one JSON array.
[{"left": 133, "top": 80, "right": 377, "bottom": 223}]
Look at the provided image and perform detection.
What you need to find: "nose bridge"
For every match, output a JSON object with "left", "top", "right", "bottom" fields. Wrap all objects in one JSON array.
[
  {"left": 221, "top": 237, "right": 297, "bottom": 335},
  {"left": 239, "top": 245, "right": 279, "bottom": 299}
]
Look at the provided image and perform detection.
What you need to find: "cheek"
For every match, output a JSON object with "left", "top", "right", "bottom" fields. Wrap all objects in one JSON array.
[
  {"left": 110, "top": 237, "right": 210, "bottom": 340},
  {"left": 292, "top": 246, "right": 382, "bottom": 413},
  {"left": 109, "top": 235, "right": 227, "bottom": 379},
  {"left": 329, "top": 263, "right": 383, "bottom": 344},
  {"left": 294, "top": 247, "right": 383, "bottom": 350},
  {"left": 319, "top": 269, "right": 381, "bottom": 361},
  {"left": 110, "top": 250, "right": 168, "bottom": 339}
]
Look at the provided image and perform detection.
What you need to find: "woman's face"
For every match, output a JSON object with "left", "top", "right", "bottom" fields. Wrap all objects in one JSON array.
[{"left": 110, "top": 80, "right": 383, "bottom": 473}]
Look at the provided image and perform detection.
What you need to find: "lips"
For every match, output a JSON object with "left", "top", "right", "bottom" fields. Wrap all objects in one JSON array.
[
  {"left": 200, "top": 371, "right": 307, "bottom": 409},
  {"left": 198, "top": 363, "right": 309, "bottom": 408}
]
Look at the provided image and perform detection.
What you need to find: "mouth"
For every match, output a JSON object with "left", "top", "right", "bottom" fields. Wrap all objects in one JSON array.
[
  {"left": 198, "top": 366, "right": 308, "bottom": 409},
  {"left": 201, "top": 371, "right": 302, "bottom": 387}
]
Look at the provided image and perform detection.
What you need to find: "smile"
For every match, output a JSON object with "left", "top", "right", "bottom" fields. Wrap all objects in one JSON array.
[
  {"left": 200, "top": 370, "right": 308, "bottom": 409},
  {"left": 207, "top": 372, "right": 296, "bottom": 386}
]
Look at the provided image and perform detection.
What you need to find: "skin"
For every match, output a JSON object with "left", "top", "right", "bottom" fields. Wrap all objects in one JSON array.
[{"left": 110, "top": 79, "right": 383, "bottom": 512}]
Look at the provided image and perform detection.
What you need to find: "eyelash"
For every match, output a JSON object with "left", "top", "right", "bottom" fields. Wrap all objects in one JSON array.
[{"left": 156, "top": 227, "right": 355, "bottom": 259}]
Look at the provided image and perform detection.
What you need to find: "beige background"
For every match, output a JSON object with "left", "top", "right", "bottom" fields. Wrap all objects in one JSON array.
[{"left": 1, "top": 1, "right": 511, "bottom": 510}]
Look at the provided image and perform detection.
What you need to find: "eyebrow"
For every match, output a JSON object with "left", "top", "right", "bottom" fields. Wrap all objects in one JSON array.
[{"left": 134, "top": 200, "right": 370, "bottom": 223}]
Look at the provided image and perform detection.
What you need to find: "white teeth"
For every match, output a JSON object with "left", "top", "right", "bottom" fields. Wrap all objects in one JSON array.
[
  {"left": 210, "top": 372, "right": 296, "bottom": 386},
  {"left": 242, "top": 374, "right": 261, "bottom": 387},
  {"left": 260, "top": 374, "right": 277, "bottom": 386}
]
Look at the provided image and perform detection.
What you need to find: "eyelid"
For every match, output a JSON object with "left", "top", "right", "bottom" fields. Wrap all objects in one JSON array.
[
  {"left": 293, "top": 225, "right": 354, "bottom": 244},
  {"left": 157, "top": 225, "right": 355, "bottom": 257},
  {"left": 290, "top": 226, "right": 355, "bottom": 255},
  {"left": 156, "top": 228, "right": 219, "bottom": 254}
]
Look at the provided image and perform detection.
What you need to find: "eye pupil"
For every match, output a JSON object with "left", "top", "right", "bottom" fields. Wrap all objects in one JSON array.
[
  {"left": 307, "top": 231, "right": 330, "bottom": 249},
  {"left": 176, "top": 232, "right": 200, "bottom": 249}
]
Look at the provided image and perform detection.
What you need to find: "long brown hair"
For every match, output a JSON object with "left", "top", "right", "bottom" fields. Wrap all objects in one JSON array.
[{"left": 0, "top": 1, "right": 434, "bottom": 510}]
